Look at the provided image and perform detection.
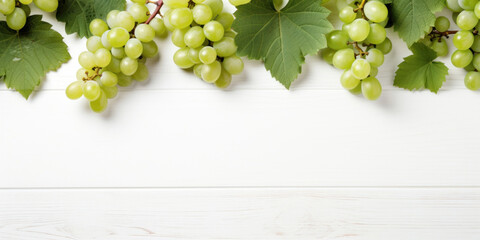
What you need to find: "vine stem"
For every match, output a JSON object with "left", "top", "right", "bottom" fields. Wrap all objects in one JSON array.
[
  {"left": 349, "top": 41, "right": 369, "bottom": 57},
  {"left": 354, "top": 0, "right": 367, "bottom": 12},
  {"left": 145, "top": 0, "right": 164, "bottom": 24}
]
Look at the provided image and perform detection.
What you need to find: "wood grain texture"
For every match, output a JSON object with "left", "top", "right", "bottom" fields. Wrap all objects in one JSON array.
[{"left": 0, "top": 188, "right": 479, "bottom": 240}]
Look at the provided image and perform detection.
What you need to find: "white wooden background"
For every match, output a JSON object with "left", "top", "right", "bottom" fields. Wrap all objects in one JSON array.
[{"left": 1, "top": 2, "right": 479, "bottom": 239}]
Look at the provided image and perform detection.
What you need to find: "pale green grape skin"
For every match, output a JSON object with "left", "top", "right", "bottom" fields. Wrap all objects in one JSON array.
[
  {"left": 120, "top": 57, "right": 139, "bottom": 76},
  {"left": 340, "top": 70, "right": 360, "bottom": 90},
  {"left": 333, "top": 48, "right": 355, "bottom": 70},
  {"left": 366, "top": 23, "right": 386, "bottom": 44},
  {"left": 215, "top": 12, "right": 234, "bottom": 30},
  {"left": 172, "top": 27, "right": 189, "bottom": 48},
  {"left": 475, "top": 2, "right": 480, "bottom": 18},
  {"left": 106, "top": 10, "right": 120, "bottom": 28},
  {"left": 351, "top": 59, "right": 371, "bottom": 80},
  {"left": 459, "top": 0, "right": 477, "bottom": 10},
  {"left": 369, "top": 66, "right": 378, "bottom": 77},
  {"left": 326, "top": 30, "right": 349, "bottom": 50},
  {"left": 431, "top": 38, "right": 449, "bottom": 57},
  {"left": 376, "top": 38, "right": 392, "bottom": 54},
  {"left": 453, "top": 30, "right": 474, "bottom": 50},
  {"left": 420, "top": 37, "right": 433, "bottom": 47},
  {"left": 364, "top": 1, "right": 388, "bottom": 23},
  {"left": 194, "top": 64, "right": 204, "bottom": 78},
  {"left": 124, "top": 38, "right": 143, "bottom": 59},
  {"left": 117, "top": 73, "right": 133, "bottom": 87},
  {"left": 107, "top": 27, "right": 130, "bottom": 48},
  {"left": 100, "top": 71, "right": 118, "bottom": 87},
  {"left": 348, "top": 19, "right": 370, "bottom": 42},
  {"left": 203, "top": 0, "right": 223, "bottom": 17},
  {"left": 163, "top": 10, "right": 176, "bottom": 32},
  {"left": 0, "top": 0, "right": 15, "bottom": 15},
  {"left": 193, "top": 0, "right": 206, "bottom": 3},
  {"left": 86, "top": 36, "right": 103, "bottom": 53},
  {"left": 447, "top": 0, "right": 463, "bottom": 12},
  {"left": 116, "top": 11, "right": 135, "bottom": 31},
  {"left": 188, "top": 47, "right": 202, "bottom": 64},
  {"left": 322, "top": 48, "right": 336, "bottom": 65},
  {"left": 456, "top": 10, "right": 478, "bottom": 30},
  {"left": 222, "top": 55, "right": 244, "bottom": 75},
  {"left": 106, "top": 57, "right": 121, "bottom": 73},
  {"left": 102, "top": 85, "right": 118, "bottom": 99},
  {"left": 173, "top": 47, "right": 195, "bottom": 69},
  {"left": 435, "top": 16, "right": 450, "bottom": 32},
  {"left": 471, "top": 35, "right": 480, "bottom": 52},
  {"left": 164, "top": 0, "right": 189, "bottom": 8},
  {"left": 228, "top": 0, "right": 250, "bottom": 6},
  {"left": 94, "top": 48, "right": 112, "bottom": 68},
  {"left": 451, "top": 49, "right": 473, "bottom": 68},
  {"left": 201, "top": 60, "right": 222, "bottom": 83},
  {"left": 101, "top": 30, "right": 113, "bottom": 50},
  {"left": 66, "top": 81, "right": 84, "bottom": 100},
  {"left": 192, "top": 4, "right": 212, "bottom": 25},
  {"left": 349, "top": 83, "right": 362, "bottom": 95},
  {"left": 170, "top": 8, "right": 193, "bottom": 29},
  {"left": 6, "top": 8, "right": 26, "bottom": 31},
  {"left": 224, "top": 30, "right": 236, "bottom": 38},
  {"left": 78, "top": 51, "right": 96, "bottom": 69},
  {"left": 135, "top": 24, "right": 156, "bottom": 43},
  {"left": 33, "top": 0, "right": 58, "bottom": 12},
  {"left": 362, "top": 77, "right": 382, "bottom": 101},
  {"left": 128, "top": 3, "right": 149, "bottom": 23},
  {"left": 111, "top": 47, "right": 125, "bottom": 59},
  {"left": 215, "top": 69, "right": 232, "bottom": 89},
  {"left": 203, "top": 21, "right": 224, "bottom": 42},
  {"left": 465, "top": 71, "right": 480, "bottom": 90},
  {"left": 366, "top": 49, "right": 384, "bottom": 67},
  {"left": 473, "top": 53, "right": 480, "bottom": 70},
  {"left": 199, "top": 46, "right": 217, "bottom": 64},
  {"left": 83, "top": 81, "right": 102, "bottom": 101},
  {"left": 142, "top": 41, "right": 159, "bottom": 58},
  {"left": 132, "top": 62, "right": 149, "bottom": 81},
  {"left": 89, "top": 90, "right": 108, "bottom": 113},
  {"left": 149, "top": 18, "right": 167, "bottom": 37},
  {"left": 339, "top": 6, "right": 356, "bottom": 24},
  {"left": 213, "top": 37, "right": 237, "bottom": 57},
  {"left": 89, "top": 19, "right": 109, "bottom": 37},
  {"left": 184, "top": 26, "right": 206, "bottom": 48}
]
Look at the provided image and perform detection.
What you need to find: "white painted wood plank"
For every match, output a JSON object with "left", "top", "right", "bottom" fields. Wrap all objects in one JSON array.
[
  {"left": 0, "top": 188, "right": 479, "bottom": 240},
  {"left": 1, "top": 90, "right": 480, "bottom": 188}
]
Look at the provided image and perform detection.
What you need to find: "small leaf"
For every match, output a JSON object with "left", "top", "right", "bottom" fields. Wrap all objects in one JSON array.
[
  {"left": 56, "top": 0, "right": 126, "bottom": 38},
  {"left": 394, "top": 43, "right": 448, "bottom": 93},
  {"left": 232, "top": 0, "right": 333, "bottom": 89},
  {"left": 0, "top": 15, "right": 71, "bottom": 99},
  {"left": 392, "top": 0, "right": 444, "bottom": 46}
]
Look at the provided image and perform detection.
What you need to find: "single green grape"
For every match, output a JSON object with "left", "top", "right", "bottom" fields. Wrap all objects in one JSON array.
[
  {"left": 326, "top": 30, "right": 349, "bottom": 50},
  {"left": 451, "top": 49, "right": 473, "bottom": 68},
  {"left": 173, "top": 47, "right": 195, "bottom": 69},
  {"left": 135, "top": 24, "right": 156, "bottom": 43},
  {"left": 340, "top": 69, "right": 360, "bottom": 90},
  {"left": 204, "top": 21, "right": 224, "bottom": 42},
  {"left": 453, "top": 30, "right": 474, "bottom": 50},
  {"left": 89, "top": 19, "right": 109, "bottom": 37},
  {"left": 332, "top": 48, "right": 355, "bottom": 70},
  {"left": 362, "top": 77, "right": 382, "bottom": 101},
  {"left": 351, "top": 59, "right": 371, "bottom": 80},
  {"left": 363, "top": 1, "right": 388, "bottom": 23},
  {"left": 199, "top": 46, "right": 217, "bottom": 64},
  {"left": 465, "top": 71, "right": 480, "bottom": 90},
  {"left": 214, "top": 69, "right": 232, "bottom": 89},
  {"left": 89, "top": 90, "right": 108, "bottom": 113},
  {"left": 100, "top": 71, "right": 118, "bottom": 87},
  {"left": 201, "top": 60, "right": 222, "bottom": 83},
  {"left": 213, "top": 37, "right": 237, "bottom": 57},
  {"left": 6, "top": 8, "right": 26, "bottom": 31},
  {"left": 435, "top": 16, "right": 450, "bottom": 32},
  {"left": 94, "top": 48, "right": 112, "bottom": 68},
  {"left": 125, "top": 38, "right": 143, "bottom": 59},
  {"left": 348, "top": 19, "right": 370, "bottom": 42},
  {"left": 33, "top": 0, "right": 58, "bottom": 12},
  {"left": 128, "top": 3, "right": 149, "bottom": 23},
  {"left": 120, "top": 57, "right": 139, "bottom": 76},
  {"left": 82, "top": 81, "right": 102, "bottom": 101},
  {"left": 222, "top": 55, "right": 244, "bottom": 75},
  {"left": 0, "top": 0, "right": 15, "bottom": 15},
  {"left": 66, "top": 80, "right": 84, "bottom": 100},
  {"left": 366, "top": 49, "right": 384, "bottom": 67},
  {"left": 184, "top": 26, "right": 206, "bottom": 49},
  {"left": 132, "top": 62, "right": 149, "bottom": 81},
  {"left": 192, "top": 4, "right": 213, "bottom": 25}
]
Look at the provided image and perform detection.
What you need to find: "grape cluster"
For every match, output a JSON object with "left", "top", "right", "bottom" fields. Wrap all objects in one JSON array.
[
  {"left": 323, "top": 0, "right": 392, "bottom": 101},
  {"left": 419, "top": 16, "right": 451, "bottom": 57},
  {"left": 164, "top": 0, "right": 244, "bottom": 89},
  {"left": 446, "top": 0, "right": 480, "bottom": 91},
  {"left": 66, "top": 0, "right": 166, "bottom": 113},
  {"left": 0, "top": 0, "right": 58, "bottom": 31}
]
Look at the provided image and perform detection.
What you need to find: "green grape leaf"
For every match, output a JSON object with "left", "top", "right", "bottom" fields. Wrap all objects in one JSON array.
[
  {"left": 232, "top": 0, "right": 333, "bottom": 89},
  {"left": 56, "top": 0, "right": 126, "bottom": 38},
  {"left": 0, "top": 15, "right": 71, "bottom": 99},
  {"left": 394, "top": 43, "right": 448, "bottom": 93},
  {"left": 392, "top": 0, "right": 444, "bottom": 46}
]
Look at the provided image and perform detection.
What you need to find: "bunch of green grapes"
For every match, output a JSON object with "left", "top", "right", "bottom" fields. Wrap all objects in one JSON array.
[
  {"left": 419, "top": 16, "right": 451, "bottom": 57},
  {"left": 164, "top": 0, "right": 244, "bottom": 89},
  {"left": 0, "top": 0, "right": 58, "bottom": 30},
  {"left": 322, "top": 0, "right": 391, "bottom": 101},
  {"left": 66, "top": 0, "right": 166, "bottom": 113},
  {"left": 446, "top": 0, "right": 480, "bottom": 91}
]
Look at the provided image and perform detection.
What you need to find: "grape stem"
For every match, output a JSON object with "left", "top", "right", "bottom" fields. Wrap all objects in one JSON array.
[
  {"left": 429, "top": 29, "right": 458, "bottom": 40},
  {"left": 354, "top": 0, "right": 368, "bottom": 20},
  {"left": 145, "top": 0, "right": 164, "bottom": 24},
  {"left": 83, "top": 67, "right": 102, "bottom": 82},
  {"left": 349, "top": 41, "right": 369, "bottom": 57}
]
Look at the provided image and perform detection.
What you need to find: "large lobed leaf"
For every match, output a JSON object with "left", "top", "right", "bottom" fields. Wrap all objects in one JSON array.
[
  {"left": 0, "top": 15, "right": 71, "bottom": 99},
  {"left": 394, "top": 43, "right": 448, "bottom": 93},
  {"left": 56, "top": 0, "right": 126, "bottom": 38},
  {"left": 232, "top": 0, "right": 333, "bottom": 89}
]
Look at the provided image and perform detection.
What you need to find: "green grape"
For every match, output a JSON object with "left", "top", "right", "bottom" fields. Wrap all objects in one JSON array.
[
  {"left": 192, "top": 4, "right": 212, "bottom": 25},
  {"left": 224, "top": 30, "right": 236, "bottom": 38},
  {"left": 339, "top": 6, "right": 356, "bottom": 24},
  {"left": 473, "top": 53, "right": 480, "bottom": 71},
  {"left": 173, "top": 47, "right": 195, "bottom": 69},
  {"left": 340, "top": 69, "right": 360, "bottom": 90},
  {"left": 431, "top": 38, "right": 449, "bottom": 57},
  {"left": 0, "top": 0, "right": 15, "bottom": 15},
  {"left": 66, "top": 80, "right": 84, "bottom": 100},
  {"left": 135, "top": 24, "right": 155, "bottom": 43},
  {"left": 366, "top": 49, "right": 384, "bottom": 67},
  {"left": 420, "top": 37, "right": 433, "bottom": 47},
  {"left": 89, "top": 90, "right": 108, "bottom": 113},
  {"left": 199, "top": 46, "right": 217, "bottom": 64},
  {"left": 142, "top": 41, "right": 159, "bottom": 58},
  {"left": 101, "top": 30, "right": 113, "bottom": 50},
  {"left": 83, "top": 81, "right": 101, "bottom": 101},
  {"left": 120, "top": 57, "right": 139, "bottom": 76},
  {"left": 364, "top": 1, "right": 388, "bottom": 23},
  {"left": 78, "top": 51, "right": 96, "bottom": 69},
  {"left": 33, "top": 0, "right": 58, "bottom": 12},
  {"left": 476, "top": 2, "right": 480, "bottom": 18},
  {"left": 184, "top": 26, "right": 206, "bottom": 48},
  {"left": 215, "top": 69, "right": 232, "bottom": 89},
  {"left": 453, "top": 30, "right": 474, "bottom": 50},
  {"left": 332, "top": 48, "right": 355, "bottom": 70},
  {"left": 131, "top": 0, "right": 146, "bottom": 3},
  {"left": 100, "top": 71, "right": 118, "bottom": 87},
  {"left": 194, "top": 64, "right": 203, "bottom": 78},
  {"left": 351, "top": 59, "right": 371, "bottom": 80},
  {"left": 451, "top": 49, "right": 473, "bottom": 68},
  {"left": 366, "top": 23, "right": 386, "bottom": 44},
  {"left": 19, "top": 4, "right": 30, "bottom": 16},
  {"left": 125, "top": 38, "right": 143, "bottom": 59},
  {"left": 128, "top": 3, "right": 149, "bottom": 23},
  {"left": 170, "top": 8, "right": 193, "bottom": 29},
  {"left": 94, "top": 48, "right": 112, "bottom": 68},
  {"left": 326, "top": 30, "right": 349, "bottom": 50},
  {"left": 222, "top": 55, "right": 244, "bottom": 75},
  {"left": 116, "top": 11, "right": 135, "bottom": 31},
  {"left": 215, "top": 12, "right": 234, "bottom": 30},
  {"left": 435, "top": 16, "right": 450, "bottom": 32},
  {"left": 76, "top": 68, "right": 90, "bottom": 81},
  {"left": 376, "top": 38, "right": 392, "bottom": 54},
  {"left": 172, "top": 27, "right": 189, "bottom": 48},
  {"left": 453, "top": 12, "right": 460, "bottom": 25},
  {"left": 465, "top": 61, "right": 476, "bottom": 71},
  {"left": 193, "top": 0, "right": 206, "bottom": 3},
  {"left": 86, "top": 36, "right": 103, "bottom": 53},
  {"left": 471, "top": 35, "right": 480, "bottom": 52},
  {"left": 321, "top": 48, "right": 336, "bottom": 65},
  {"left": 369, "top": 66, "right": 378, "bottom": 77},
  {"left": 102, "top": 85, "right": 118, "bottom": 99},
  {"left": 459, "top": 0, "right": 477, "bottom": 10},
  {"left": 465, "top": 71, "right": 480, "bottom": 90},
  {"left": 117, "top": 73, "right": 133, "bottom": 87},
  {"left": 213, "top": 37, "right": 237, "bottom": 57},
  {"left": 6, "top": 8, "right": 26, "bottom": 31},
  {"left": 89, "top": 19, "right": 108, "bottom": 37},
  {"left": 361, "top": 77, "right": 382, "bottom": 101},
  {"left": 447, "top": 0, "right": 463, "bottom": 12},
  {"left": 201, "top": 60, "right": 222, "bottom": 83},
  {"left": 163, "top": 10, "right": 176, "bottom": 32},
  {"left": 204, "top": 21, "right": 224, "bottom": 41},
  {"left": 188, "top": 47, "right": 202, "bottom": 64},
  {"left": 203, "top": 0, "right": 223, "bottom": 17},
  {"left": 19, "top": 0, "right": 32, "bottom": 4},
  {"left": 348, "top": 19, "right": 370, "bottom": 42},
  {"left": 164, "top": 0, "right": 189, "bottom": 8},
  {"left": 111, "top": 47, "right": 125, "bottom": 59},
  {"left": 228, "top": 0, "right": 250, "bottom": 7},
  {"left": 132, "top": 62, "right": 149, "bottom": 81},
  {"left": 107, "top": 27, "right": 130, "bottom": 48},
  {"left": 106, "top": 57, "right": 121, "bottom": 73},
  {"left": 349, "top": 83, "right": 362, "bottom": 95},
  {"left": 149, "top": 18, "right": 167, "bottom": 37},
  {"left": 457, "top": 10, "right": 478, "bottom": 30},
  {"left": 106, "top": 10, "right": 120, "bottom": 28}
]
